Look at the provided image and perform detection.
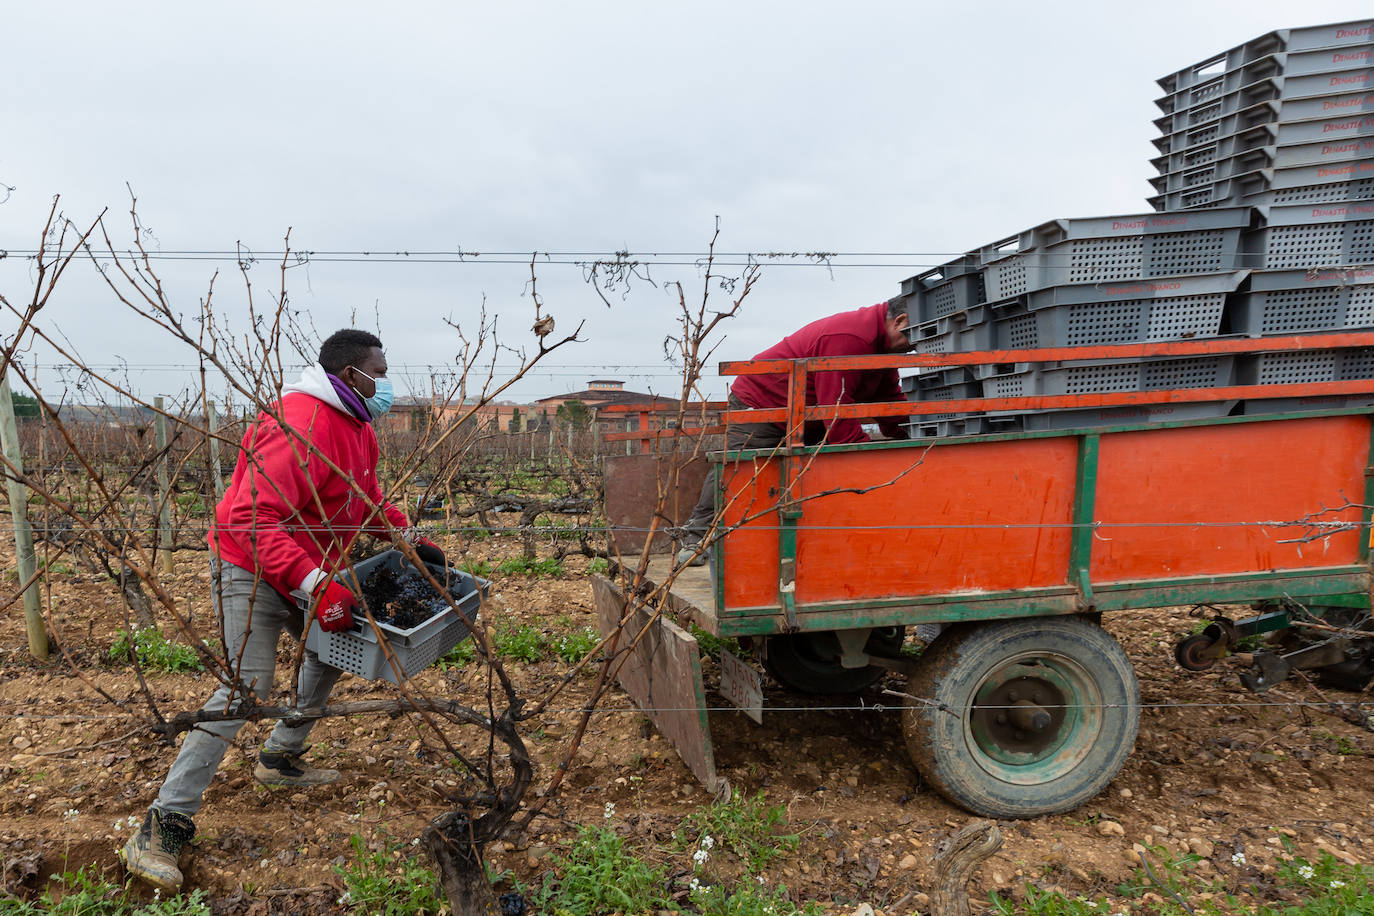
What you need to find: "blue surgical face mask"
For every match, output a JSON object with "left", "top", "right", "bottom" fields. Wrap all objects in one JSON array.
[{"left": 351, "top": 368, "right": 395, "bottom": 418}]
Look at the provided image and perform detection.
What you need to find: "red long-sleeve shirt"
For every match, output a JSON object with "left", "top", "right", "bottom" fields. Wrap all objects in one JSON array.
[
  {"left": 730, "top": 302, "right": 905, "bottom": 444},
  {"left": 208, "top": 388, "right": 409, "bottom": 598}
]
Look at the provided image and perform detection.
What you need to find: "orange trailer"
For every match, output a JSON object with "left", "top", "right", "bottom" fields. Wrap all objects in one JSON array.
[{"left": 596, "top": 333, "right": 1374, "bottom": 817}]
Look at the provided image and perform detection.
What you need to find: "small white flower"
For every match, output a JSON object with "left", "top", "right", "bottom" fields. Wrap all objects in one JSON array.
[
  {"left": 1298, "top": 865, "right": 1315, "bottom": 879},
  {"left": 411, "top": 837, "right": 421, "bottom": 846},
  {"left": 1330, "top": 879, "right": 1346, "bottom": 889},
  {"left": 1232, "top": 851, "right": 1247, "bottom": 866},
  {"left": 113, "top": 821, "right": 122, "bottom": 832},
  {"left": 700, "top": 834, "right": 715, "bottom": 850},
  {"left": 603, "top": 802, "right": 615, "bottom": 820},
  {"left": 692, "top": 847, "right": 710, "bottom": 866},
  {"left": 153, "top": 889, "right": 161, "bottom": 901},
  {"left": 689, "top": 877, "right": 700, "bottom": 892},
  {"left": 62, "top": 808, "right": 79, "bottom": 821},
  {"left": 757, "top": 874, "right": 766, "bottom": 884}
]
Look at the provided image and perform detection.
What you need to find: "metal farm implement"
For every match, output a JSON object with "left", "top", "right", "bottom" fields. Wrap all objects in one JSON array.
[{"left": 595, "top": 331, "right": 1374, "bottom": 819}]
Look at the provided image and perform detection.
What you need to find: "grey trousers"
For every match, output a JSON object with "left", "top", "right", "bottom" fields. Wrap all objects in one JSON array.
[
  {"left": 153, "top": 559, "right": 343, "bottom": 817},
  {"left": 682, "top": 394, "right": 791, "bottom": 544}
]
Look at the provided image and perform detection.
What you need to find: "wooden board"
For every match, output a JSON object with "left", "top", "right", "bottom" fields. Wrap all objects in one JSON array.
[
  {"left": 603, "top": 454, "right": 710, "bottom": 554},
  {"left": 591, "top": 575, "right": 728, "bottom": 798}
]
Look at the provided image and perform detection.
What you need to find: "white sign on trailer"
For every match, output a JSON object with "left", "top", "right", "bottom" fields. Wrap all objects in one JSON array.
[{"left": 719, "top": 649, "right": 764, "bottom": 724}]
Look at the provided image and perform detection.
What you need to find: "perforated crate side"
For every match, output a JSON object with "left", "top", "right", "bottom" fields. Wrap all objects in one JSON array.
[
  {"left": 980, "top": 357, "right": 1235, "bottom": 398},
  {"left": 910, "top": 273, "right": 986, "bottom": 324},
  {"left": 990, "top": 295, "right": 1227, "bottom": 349},
  {"left": 1251, "top": 218, "right": 1374, "bottom": 268},
  {"left": 1013, "top": 401, "right": 1237, "bottom": 431},
  {"left": 1241, "top": 348, "right": 1374, "bottom": 383},
  {"left": 1248, "top": 174, "right": 1374, "bottom": 205},
  {"left": 1229, "top": 269, "right": 1374, "bottom": 335},
  {"left": 982, "top": 255, "right": 1031, "bottom": 301}
]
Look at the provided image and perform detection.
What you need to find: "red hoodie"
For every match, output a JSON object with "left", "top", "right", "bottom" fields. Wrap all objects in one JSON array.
[
  {"left": 730, "top": 302, "right": 905, "bottom": 444},
  {"left": 208, "top": 364, "right": 410, "bottom": 598}
]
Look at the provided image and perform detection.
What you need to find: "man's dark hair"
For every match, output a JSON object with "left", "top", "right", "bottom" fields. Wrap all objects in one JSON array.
[{"left": 318, "top": 329, "right": 383, "bottom": 375}]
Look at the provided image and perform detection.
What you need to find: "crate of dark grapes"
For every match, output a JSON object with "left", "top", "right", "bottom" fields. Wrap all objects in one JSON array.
[{"left": 303, "top": 549, "right": 487, "bottom": 684}]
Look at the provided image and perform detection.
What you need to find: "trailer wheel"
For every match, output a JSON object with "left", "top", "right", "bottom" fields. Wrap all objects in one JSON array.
[
  {"left": 763, "top": 627, "right": 905, "bottom": 694},
  {"left": 903, "top": 617, "right": 1139, "bottom": 818},
  {"left": 1174, "top": 633, "right": 1219, "bottom": 671}
]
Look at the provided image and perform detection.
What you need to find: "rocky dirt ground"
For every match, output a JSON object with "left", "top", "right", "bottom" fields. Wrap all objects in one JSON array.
[{"left": 0, "top": 529, "right": 1371, "bottom": 914}]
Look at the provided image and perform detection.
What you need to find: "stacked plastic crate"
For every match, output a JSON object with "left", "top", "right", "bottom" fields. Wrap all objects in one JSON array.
[{"left": 897, "top": 18, "right": 1374, "bottom": 438}]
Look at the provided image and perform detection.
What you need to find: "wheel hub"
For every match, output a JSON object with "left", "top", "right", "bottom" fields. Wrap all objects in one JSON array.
[{"left": 971, "top": 671, "right": 1067, "bottom": 757}]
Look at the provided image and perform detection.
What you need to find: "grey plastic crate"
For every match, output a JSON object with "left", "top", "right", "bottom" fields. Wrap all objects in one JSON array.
[
  {"left": 1270, "top": 89, "right": 1374, "bottom": 123},
  {"left": 980, "top": 212, "right": 1250, "bottom": 301},
  {"left": 980, "top": 356, "right": 1237, "bottom": 399},
  {"left": 1151, "top": 102, "right": 1281, "bottom": 155},
  {"left": 1281, "top": 45, "right": 1374, "bottom": 78},
  {"left": 907, "top": 311, "right": 996, "bottom": 355},
  {"left": 1003, "top": 401, "right": 1238, "bottom": 431},
  {"left": 1266, "top": 136, "right": 1374, "bottom": 170},
  {"left": 1241, "top": 347, "right": 1374, "bottom": 384},
  {"left": 1278, "top": 68, "right": 1374, "bottom": 101},
  {"left": 1148, "top": 169, "right": 1272, "bottom": 210},
  {"left": 904, "top": 415, "right": 1021, "bottom": 439},
  {"left": 1227, "top": 267, "right": 1374, "bottom": 335},
  {"left": 1151, "top": 123, "right": 1276, "bottom": 177},
  {"left": 1150, "top": 149, "right": 1276, "bottom": 196},
  {"left": 1283, "top": 20, "right": 1374, "bottom": 53},
  {"left": 1274, "top": 113, "right": 1374, "bottom": 146},
  {"left": 1244, "top": 393, "right": 1374, "bottom": 415},
  {"left": 899, "top": 265, "right": 986, "bottom": 324},
  {"left": 1247, "top": 200, "right": 1374, "bottom": 268},
  {"left": 303, "top": 550, "right": 486, "bottom": 685},
  {"left": 1242, "top": 171, "right": 1374, "bottom": 205},
  {"left": 1154, "top": 79, "right": 1282, "bottom": 135},
  {"left": 1268, "top": 158, "right": 1374, "bottom": 189},
  {"left": 1155, "top": 56, "right": 1286, "bottom": 125},
  {"left": 989, "top": 273, "right": 1241, "bottom": 348}
]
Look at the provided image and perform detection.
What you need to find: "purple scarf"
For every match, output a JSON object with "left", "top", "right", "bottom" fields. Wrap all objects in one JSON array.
[{"left": 327, "top": 372, "right": 372, "bottom": 423}]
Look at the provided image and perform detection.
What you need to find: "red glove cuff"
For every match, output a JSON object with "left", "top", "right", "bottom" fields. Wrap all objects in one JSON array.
[{"left": 314, "top": 580, "right": 356, "bottom": 632}]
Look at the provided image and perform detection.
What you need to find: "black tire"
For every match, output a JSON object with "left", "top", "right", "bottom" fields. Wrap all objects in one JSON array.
[
  {"left": 903, "top": 617, "right": 1139, "bottom": 818},
  {"left": 1174, "top": 633, "right": 1219, "bottom": 671},
  {"left": 763, "top": 627, "right": 906, "bottom": 694}
]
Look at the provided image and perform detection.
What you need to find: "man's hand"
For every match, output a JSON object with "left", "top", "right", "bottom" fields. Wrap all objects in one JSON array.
[
  {"left": 414, "top": 537, "right": 446, "bottom": 567},
  {"left": 313, "top": 580, "right": 357, "bottom": 632}
]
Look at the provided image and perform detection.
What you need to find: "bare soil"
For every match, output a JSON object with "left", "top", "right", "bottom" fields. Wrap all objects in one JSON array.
[{"left": 1, "top": 531, "right": 1371, "bottom": 914}]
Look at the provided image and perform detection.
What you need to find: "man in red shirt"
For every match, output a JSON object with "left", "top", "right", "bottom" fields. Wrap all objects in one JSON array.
[
  {"left": 122, "top": 329, "right": 444, "bottom": 892},
  {"left": 678, "top": 302, "right": 910, "bottom": 565}
]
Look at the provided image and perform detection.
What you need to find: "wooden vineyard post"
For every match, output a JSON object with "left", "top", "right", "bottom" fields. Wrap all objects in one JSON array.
[
  {"left": 153, "top": 396, "right": 174, "bottom": 575},
  {"left": 0, "top": 367, "right": 46, "bottom": 660},
  {"left": 206, "top": 399, "right": 225, "bottom": 500}
]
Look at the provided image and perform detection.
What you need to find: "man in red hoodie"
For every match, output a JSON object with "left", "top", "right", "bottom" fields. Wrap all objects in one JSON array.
[
  {"left": 678, "top": 302, "right": 910, "bottom": 565},
  {"left": 122, "top": 329, "right": 444, "bottom": 892}
]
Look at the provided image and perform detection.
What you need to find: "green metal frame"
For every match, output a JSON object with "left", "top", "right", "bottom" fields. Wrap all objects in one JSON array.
[{"left": 703, "top": 407, "right": 1374, "bottom": 639}]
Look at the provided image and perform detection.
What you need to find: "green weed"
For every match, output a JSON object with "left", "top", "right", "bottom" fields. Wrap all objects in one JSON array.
[
  {"left": 436, "top": 639, "right": 477, "bottom": 670},
  {"left": 108, "top": 628, "right": 204, "bottom": 673},
  {"left": 529, "top": 824, "right": 673, "bottom": 916},
  {"left": 675, "top": 790, "right": 799, "bottom": 873},
  {"left": 689, "top": 880, "right": 823, "bottom": 916},
  {"left": 0, "top": 865, "right": 211, "bottom": 914},
  {"left": 494, "top": 556, "right": 564, "bottom": 577},
  {"left": 690, "top": 625, "right": 738, "bottom": 657},
  {"left": 493, "top": 621, "right": 546, "bottom": 663},
  {"left": 333, "top": 834, "right": 446, "bottom": 915},
  {"left": 1262, "top": 852, "right": 1374, "bottom": 914},
  {"left": 553, "top": 627, "right": 599, "bottom": 665},
  {"left": 459, "top": 558, "right": 493, "bottom": 578},
  {"left": 586, "top": 557, "right": 609, "bottom": 576}
]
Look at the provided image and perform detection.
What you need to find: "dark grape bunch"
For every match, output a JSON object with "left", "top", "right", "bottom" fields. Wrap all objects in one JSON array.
[
  {"left": 359, "top": 565, "right": 443, "bottom": 629},
  {"left": 498, "top": 892, "right": 527, "bottom": 916}
]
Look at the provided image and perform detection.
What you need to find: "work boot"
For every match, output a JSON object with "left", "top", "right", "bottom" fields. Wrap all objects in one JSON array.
[
  {"left": 254, "top": 747, "right": 341, "bottom": 787},
  {"left": 675, "top": 545, "right": 707, "bottom": 568},
  {"left": 120, "top": 808, "right": 195, "bottom": 893}
]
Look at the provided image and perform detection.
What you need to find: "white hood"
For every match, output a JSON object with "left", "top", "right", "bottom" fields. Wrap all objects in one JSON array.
[{"left": 283, "top": 363, "right": 348, "bottom": 414}]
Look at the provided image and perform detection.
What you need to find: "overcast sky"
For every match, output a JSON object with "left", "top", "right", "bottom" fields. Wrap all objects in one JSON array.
[{"left": 2, "top": 1, "right": 1365, "bottom": 405}]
